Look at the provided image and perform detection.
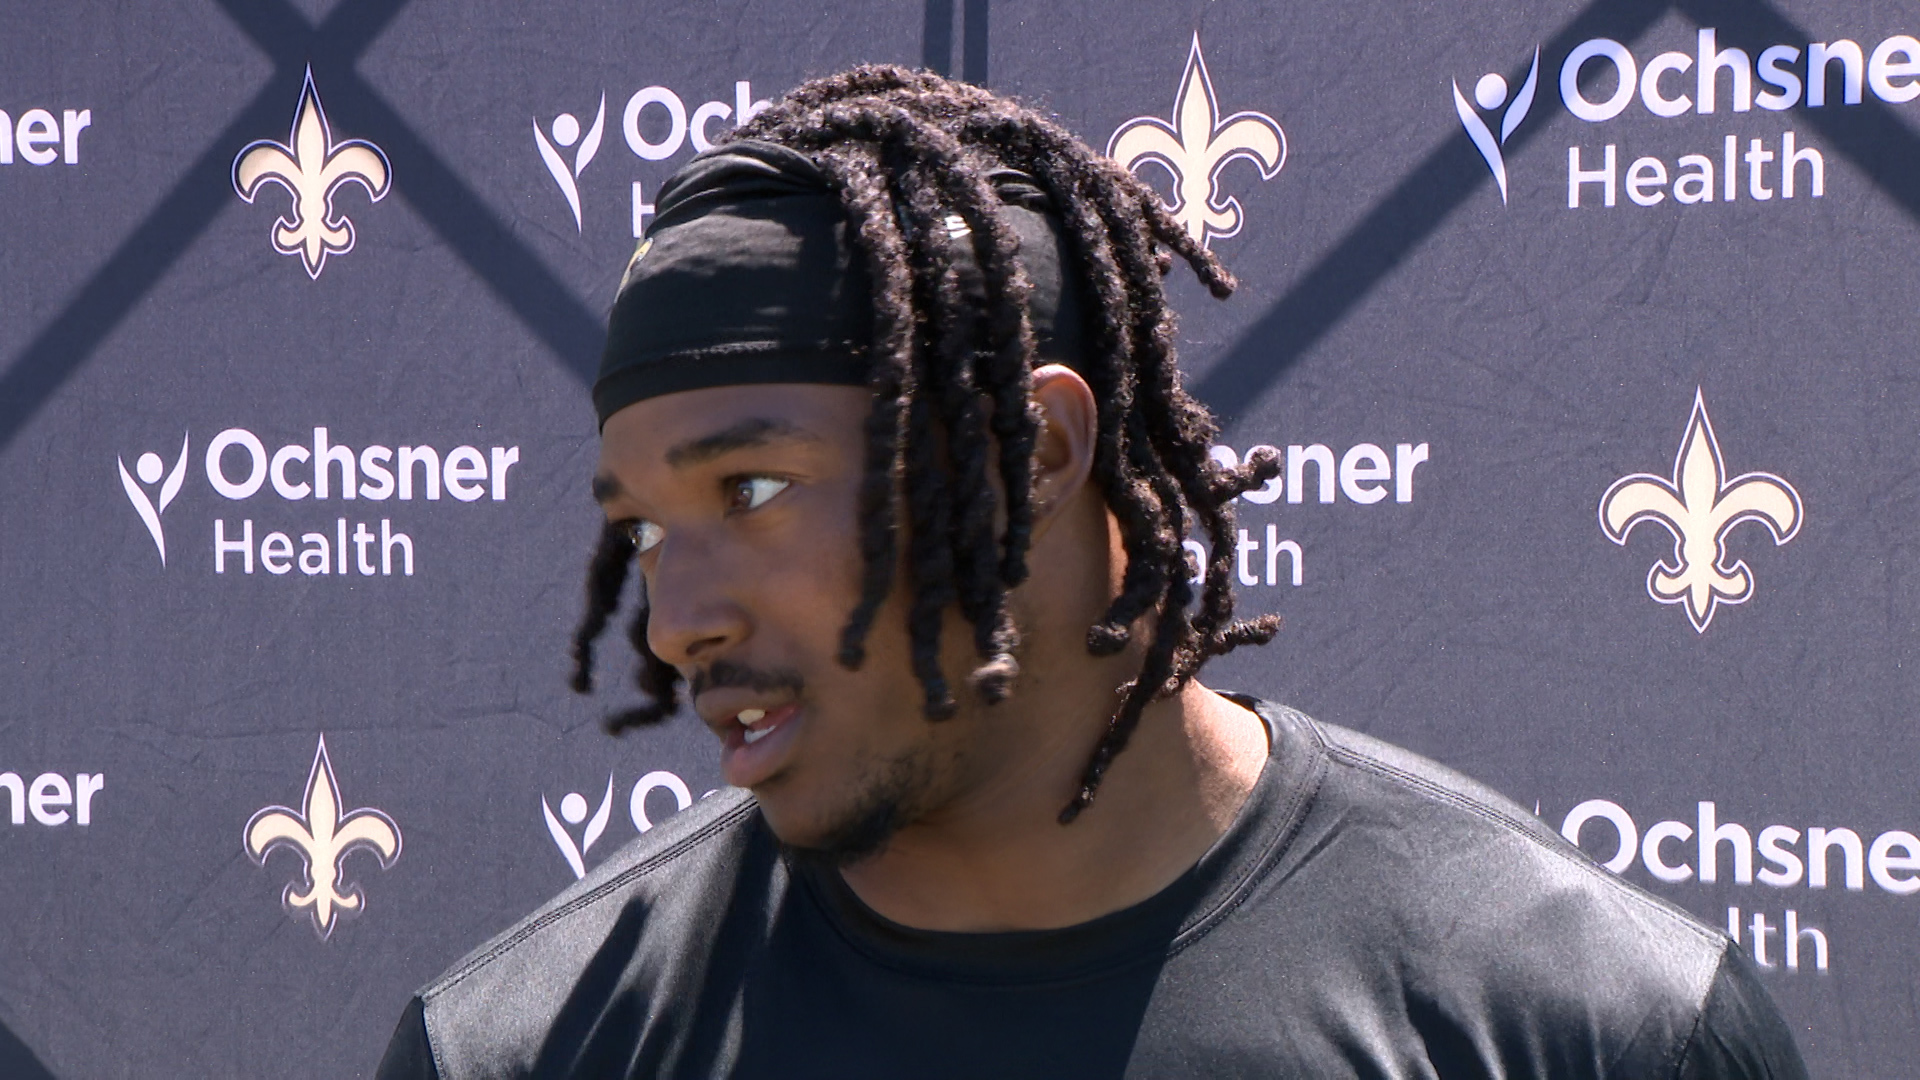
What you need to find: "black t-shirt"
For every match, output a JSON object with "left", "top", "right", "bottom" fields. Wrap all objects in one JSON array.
[{"left": 376, "top": 700, "right": 1807, "bottom": 1079}]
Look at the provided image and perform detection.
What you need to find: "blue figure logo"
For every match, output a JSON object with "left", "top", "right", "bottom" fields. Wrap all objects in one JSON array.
[
  {"left": 535, "top": 95, "right": 607, "bottom": 232},
  {"left": 118, "top": 433, "right": 191, "bottom": 566},
  {"left": 1453, "top": 48, "right": 1540, "bottom": 205},
  {"left": 543, "top": 775, "right": 615, "bottom": 879}
]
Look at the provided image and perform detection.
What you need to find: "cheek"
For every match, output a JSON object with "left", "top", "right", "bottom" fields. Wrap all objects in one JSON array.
[
  {"left": 758, "top": 491, "right": 927, "bottom": 732},
  {"left": 754, "top": 489, "right": 865, "bottom": 628}
]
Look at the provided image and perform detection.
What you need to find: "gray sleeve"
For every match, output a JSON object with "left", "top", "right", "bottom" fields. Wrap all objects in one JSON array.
[
  {"left": 1673, "top": 948, "right": 1809, "bottom": 1080},
  {"left": 373, "top": 997, "right": 442, "bottom": 1080}
]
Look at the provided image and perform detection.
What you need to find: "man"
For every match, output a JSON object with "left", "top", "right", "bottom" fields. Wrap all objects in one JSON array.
[{"left": 377, "top": 67, "right": 1806, "bottom": 1078}]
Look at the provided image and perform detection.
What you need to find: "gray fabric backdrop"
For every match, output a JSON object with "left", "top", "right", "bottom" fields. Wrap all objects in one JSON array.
[{"left": 2, "top": 0, "right": 1911, "bottom": 1074}]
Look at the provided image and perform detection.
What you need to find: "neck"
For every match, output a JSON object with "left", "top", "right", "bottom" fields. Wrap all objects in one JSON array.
[{"left": 834, "top": 676, "right": 1269, "bottom": 932}]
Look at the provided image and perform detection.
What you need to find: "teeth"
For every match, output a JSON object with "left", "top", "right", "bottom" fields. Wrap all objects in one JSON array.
[
  {"left": 742, "top": 725, "right": 773, "bottom": 745},
  {"left": 737, "top": 708, "right": 766, "bottom": 725}
]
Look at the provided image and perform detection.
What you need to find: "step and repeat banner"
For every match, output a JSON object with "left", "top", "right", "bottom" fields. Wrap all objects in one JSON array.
[{"left": 3, "top": 0, "right": 1915, "bottom": 1075}]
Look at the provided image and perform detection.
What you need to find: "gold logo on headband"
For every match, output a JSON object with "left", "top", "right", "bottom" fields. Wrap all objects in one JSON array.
[{"left": 618, "top": 238, "right": 654, "bottom": 292}]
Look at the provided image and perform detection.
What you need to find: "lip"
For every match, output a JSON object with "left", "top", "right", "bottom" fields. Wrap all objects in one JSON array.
[{"left": 717, "top": 702, "right": 803, "bottom": 788}]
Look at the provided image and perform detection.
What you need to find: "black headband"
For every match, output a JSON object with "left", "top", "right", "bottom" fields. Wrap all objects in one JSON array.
[{"left": 592, "top": 139, "right": 1085, "bottom": 428}]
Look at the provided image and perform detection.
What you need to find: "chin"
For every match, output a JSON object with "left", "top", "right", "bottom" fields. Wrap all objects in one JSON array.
[
  {"left": 759, "top": 751, "right": 933, "bottom": 868},
  {"left": 773, "top": 800, "right": 908, "bottom": 869}
]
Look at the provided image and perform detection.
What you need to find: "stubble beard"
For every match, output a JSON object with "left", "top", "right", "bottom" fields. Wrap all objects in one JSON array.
[{"left": 778, "top": 740, "right": 944, "bottom": 869}]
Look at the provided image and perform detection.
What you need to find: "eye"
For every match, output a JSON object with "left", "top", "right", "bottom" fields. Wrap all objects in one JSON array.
[
  {"left": 624, "top": 519, "right": 665, "bottom": 554},
  {"left": 727, "top": 476, "right": 790, "bottom": 513}
]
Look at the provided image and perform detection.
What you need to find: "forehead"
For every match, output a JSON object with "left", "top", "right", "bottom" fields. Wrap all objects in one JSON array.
[{"left": 597, "top": 382, "right": 873, "bottom": 473}]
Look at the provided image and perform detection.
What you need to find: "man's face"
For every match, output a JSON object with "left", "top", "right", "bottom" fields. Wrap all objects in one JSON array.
[{"left": 595, "top": 383, "right": 979, "bottom": 857}]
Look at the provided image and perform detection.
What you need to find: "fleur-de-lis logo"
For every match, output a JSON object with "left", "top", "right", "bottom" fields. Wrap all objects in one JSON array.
[
  {"left": 232, "top": 68, "right": 391, "bottom": 278},
  {"left": 244, "top": 735, "right": 401, "bottom": 939},
  {"left": 1599, "top": 390, "right": 1802, "bottom": 632},
  {"left": 1107, "top": 34, "right": 1286, "bottom": 247}
]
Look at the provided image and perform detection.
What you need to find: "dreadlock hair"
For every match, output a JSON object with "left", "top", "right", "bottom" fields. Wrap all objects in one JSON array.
[{"left": 570, "top": 65, "right": 1282, "bottom": 823}]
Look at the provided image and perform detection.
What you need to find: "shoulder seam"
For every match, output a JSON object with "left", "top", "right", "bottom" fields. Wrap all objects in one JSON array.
[
  {"left": 1320, "top": 732, "right": 1723, "bottom": 952},
  {"left": 1656, "top": 946, "right": 1731, "bottom": 1080},
  {"left": 422, "top": 797, "right": 760, "bottom": 1000},
  {"left": 427, "top": 997, "right": 451, "bottom": 1080}
]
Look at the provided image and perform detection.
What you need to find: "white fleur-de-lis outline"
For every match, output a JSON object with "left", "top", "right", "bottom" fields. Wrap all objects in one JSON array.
[
  {"left": 1107, "top": 34, "right": 1286, "bottom": 247},
  {"left": 1599, "top": 389, "right": 1803, "bottom": 633},
  {"left": 232, "top": 68, "right": 392, "bottom": 278},
  {"left": 244, "top": 735, "right": 402, "bottom": 940},
  {"left": 117, "top": 432, "right": 191, "bottom": 566},
  {"left": 1453, "top": 48, "right": 1540, "bottom": 205},
  {"left": 534, "top": 94, "right": 607, "bottom": 232},
  {"left": 541, "top": 774, "right": 615, "bottom": 879}
]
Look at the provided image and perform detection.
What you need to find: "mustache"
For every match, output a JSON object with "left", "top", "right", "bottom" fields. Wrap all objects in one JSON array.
[{"left": 688, "top": 659, "right": 805, "bottom": 698}]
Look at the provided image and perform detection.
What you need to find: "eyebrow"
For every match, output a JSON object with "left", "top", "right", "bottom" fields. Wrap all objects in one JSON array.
[{"left": 663, "top": 417, "right": 822, "bottom": 468}]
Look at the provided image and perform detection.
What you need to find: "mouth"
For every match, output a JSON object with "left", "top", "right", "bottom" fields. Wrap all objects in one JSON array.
[
  {"left": 740, "top": 708, "right": 780, "bottom": 744},
  {"left": 718, "top": 702, "right": 803, "bottom": 788}
]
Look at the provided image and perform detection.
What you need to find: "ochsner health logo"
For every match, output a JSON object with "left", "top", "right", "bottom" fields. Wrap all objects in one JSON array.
[
  {"left": 117, "top": 425, "right": 522, "bottom": 576},
  {"left": 1459, "top": 28, "right": 1920, "bottom": 208},
  {"left": 533, "top": 82, "right": 772, "bottom": 236},
  {"left": 1453, "top": 48, "right": 1541, "bottom": 204}
]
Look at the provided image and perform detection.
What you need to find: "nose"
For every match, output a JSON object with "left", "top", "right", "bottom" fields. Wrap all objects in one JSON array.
[{"left": 642, "top": 533, "right": 751, "bottom": 667}]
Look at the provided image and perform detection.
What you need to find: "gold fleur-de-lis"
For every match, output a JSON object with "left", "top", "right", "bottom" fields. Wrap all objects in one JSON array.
[
  {"left": 244, "top": 735, "right": 401, "bottom": 939},
  {"left": 1599, "top": 389, "right": 1802, "bottom": 632},
  {"left": 1107, "top": 34, "right": 1286, "bottom": 247},
  {"left": 232, "top": 68, "right": 391, "bottom": 278}
]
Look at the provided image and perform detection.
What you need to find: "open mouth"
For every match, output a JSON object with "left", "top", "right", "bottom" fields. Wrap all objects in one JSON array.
[
  {"left": 739, "top": 708, "right": 777, "bottom": 744},
  {"left": 720, "top": 702, "right": 804, "bottom": 788}
]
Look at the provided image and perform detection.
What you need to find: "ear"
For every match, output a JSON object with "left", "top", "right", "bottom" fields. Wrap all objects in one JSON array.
[{"left": 1028, "top": 365, "right": 1098, "bottom": 536}]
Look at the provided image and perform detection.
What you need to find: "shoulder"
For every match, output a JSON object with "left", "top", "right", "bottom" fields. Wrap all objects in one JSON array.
[
  {"left": 1290, "top": 708, "right": 1725, "bottom": 961},
  {"left": 408, "top": 788, "right": 775, "bottom": 1079},
  {"left": 422, "top": 787, "right": 763, "bottom": 1000},
  {"left": 1260, "top": 705, "right": 1798, "bottom": 1075}
]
